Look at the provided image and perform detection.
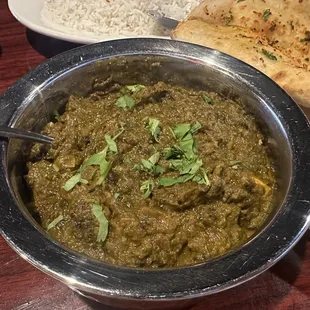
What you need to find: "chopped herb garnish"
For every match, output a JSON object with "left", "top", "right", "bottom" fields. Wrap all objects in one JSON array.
[
  {"left": 190, "top": 122, "right": 202, "bottom": 134},
  {"left": 225, "top": 10, "right": 233, "bottom": 25},
  {"left": 179, "top": 133, "right": 196, "bottom": 159},
  {"left": 63, "top": 127, "right": 124, "bottom": 191},
  {"left": 80, "top": 150, "right": 108, "bottom": 172},
  {"left": 105, "top": 135, "right": 118, "bottom": 153},
  {"left": 91, "top": 204, "right": 109, "bottom": 243},
  {"left": 53, "top": 110, "right": 61, "bottom": 122},
  {"left": 237, "top": 0, "right": 245, "bottom": 3},
  {"left": 168, "top": 156, "right": 209, "bottom": 186},
  {"left": 263, "top": 9, "right": 271, "bottom": 21},
  {"left": 115, "top": 95, "right": 136, "bottom": 109},
  {"left": 135, "top": 152, "right": 165, "bottom": 176},
  {"left": 181, "top": 158, "right": 202, "bottom": 175},
  {"left": 114, "top": 193, "right": 120, "bottom": 199},
  {"left": 175, "top": 122, "right": 202, "bottom": 159},
  {"left": 170, "top": 158, "right": 202, "bottom": 175},
  {"left": 158, "top": 174, "right": 195, "bottom": 187},
  {"left": 140, "top": 180, "right": 154, "bottom": 198},
  {"left": 172, "top": 122, "right": 201, "bottom": 141},
  {"left": 162, "top": 122, "right": 206, "bottom": 186},
  {"left": 47, "top": 215, "right": 64, "bottom": 231},
  {"left": 289, "top": 21, "right": 294, "bottom": 30},
  {"left": 163, "top": 145, "right": 184, "bottom": 160},
  {"left": 145, "top": 118, "right": 161, "bottom": 142},
  {"left": 63, "top": 173, "right": 88, "bottom": 191},
  {"left": 96, "top": 160, "right": 113, "bottom": 185},
  {"left": 149, "top": 152, "right": 160, "bottom": 165},
  {"left": 126, "top": 84, "right": 146, "bottom": 93},
  {"left": 202, "top": 95, "right": 214, "bottom": 105},
  {"left": 138, "top": 121, "right": 207, "bottom": 192},
  {"left": 262, "top": 49, "right": 277, "bottom": 60},
  {"left": 225, "top": 16, "right": 232, "bottom": 25},
  {"left": 123, "top": 158, "right": 132, "bottom": 164},
  {"left": 193, "top": 168, "right": 210, "bottom": 186},
  {"left": 173, "top": 123, "right": 192, "bottom": 140}
]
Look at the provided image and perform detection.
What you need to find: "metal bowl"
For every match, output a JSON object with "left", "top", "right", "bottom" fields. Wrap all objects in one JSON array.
[{"left": 0, "top": 39, "right": 310, "bottom": 309}]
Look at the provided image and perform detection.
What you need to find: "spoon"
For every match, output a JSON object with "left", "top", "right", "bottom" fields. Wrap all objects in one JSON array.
[
  {"left": 0, "top": 126, "right": 53, "bottom": 144},
  {"left": 147, "top": 10, "right": 180, "bottom": 29}
]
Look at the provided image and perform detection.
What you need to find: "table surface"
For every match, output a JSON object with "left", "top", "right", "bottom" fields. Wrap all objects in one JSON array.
[{"left": 0, "top": 1, "right": 310, "bottom": 309}]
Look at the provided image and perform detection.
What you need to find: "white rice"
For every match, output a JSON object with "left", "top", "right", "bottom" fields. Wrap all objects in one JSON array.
[{"left": 41, "top": 0, "right": 199, "bottom": 38}]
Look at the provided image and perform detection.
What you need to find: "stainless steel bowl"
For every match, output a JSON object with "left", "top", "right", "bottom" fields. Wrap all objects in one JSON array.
[{"left": 1, "top": 39, "right": 310, "bottom": 309}]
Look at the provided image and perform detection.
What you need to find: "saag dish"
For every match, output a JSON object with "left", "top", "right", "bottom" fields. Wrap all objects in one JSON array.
[{"left": 26, "top": 81, "right": 275, "bottom": 268}]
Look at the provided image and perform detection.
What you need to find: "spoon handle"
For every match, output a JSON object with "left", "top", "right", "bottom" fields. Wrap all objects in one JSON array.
[
  {"left": 147, "top": 10, "right": 180, "bottom": 29},
  {"left": 0, "top": 127, "right": 53, "bottom": 144}
]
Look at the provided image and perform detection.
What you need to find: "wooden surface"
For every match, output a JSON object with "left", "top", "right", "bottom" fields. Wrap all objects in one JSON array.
[{"left": 0, "top": 1, "right": 310, "bottom": 309}]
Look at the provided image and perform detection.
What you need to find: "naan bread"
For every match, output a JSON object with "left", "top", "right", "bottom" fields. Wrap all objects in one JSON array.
[
  {"left": 172, "top": 20, "right": 310, "bottom": 107},
  {"left": 189, "top": 0, "right": 310, "bottom": 67}
]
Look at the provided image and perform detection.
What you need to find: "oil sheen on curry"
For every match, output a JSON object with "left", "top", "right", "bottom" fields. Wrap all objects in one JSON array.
[{"left": 26, "top": 81, "right": 275, "bottom": 268}]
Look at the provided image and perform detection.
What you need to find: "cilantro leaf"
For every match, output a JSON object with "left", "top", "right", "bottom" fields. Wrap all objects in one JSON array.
[
  {"left": 169, "top": 158, "right": 202, "bottom": 175},
  {"left": 126, "top": 84, "right": 146, "bottom": 93},
  {"left": 149, "top": 152, "right": 160, "bottom": 165},
  {"left": 172, "top": 122, "right": 202, "bottom": 141},
  {"left": 115, "top": 95, "right": 136, "bottom": 109},
  {"left": 158, "top": 174, "right": 195, "bottom": 187},
  {"left": 225, "top": 10, "right": 233, "bottom": 25},
  {"left": 202, "top": 95, "right": 214, "bottom": 105},
  {"left": 140, "top": 180, "right": 154, "bottom": 198},
  {"left": 179, "top": 158, "right": 203, "bottom": 175},
  {"left": 262, "top": 49, "right": 277, "bottom": 60},
  {"left": 105, "top": 135, "right": 118, "bottom": 153},
  {"left": 163, "top": 145, "right": 184, "bottom": 160},
  {"left": 135, "top": 152, "right": 165, "bottom": 177},
  {"left": 80, "top": 150, "right": 107, "bottom": 172},
  {"left": 169, "top": 159, "right": 184, "bottom": 171},
  {"left": 263, "top": 9, "right": 271, "bottom": 21},
  {"left": 173, "top": 124, "right": 191, "bottom": 140},
  {"left": 193, "top": 168, "right": 210, "bottom": 186},
  {"left": 145, "top": 118, "right": 161, "bottom": 142},
  {"left": 53, "top": 110, "right": 61, "bottom": 121},
  {"left": 179, "top": 133, "right": 195, "bottom": 159},
  {"left": 91, "top": 204, "right": 109, "bottom": 243},
  {"left": 63, "top": 173, "right": 88, "bottom": 191},
  {"left": 47, "top": 215, "right": 64, "bottom": 231},
  {"left": 64, "top": 127, "right": 124, "bottom": 191},
  {"left": 97, "top": 160, "right": 113, "bottom": 185},
  {"left": 190, "top": 122, "right": 202, "bottom": 134},
  {"left": 139, "top": 159, "right": 154, "bottom": 171}
]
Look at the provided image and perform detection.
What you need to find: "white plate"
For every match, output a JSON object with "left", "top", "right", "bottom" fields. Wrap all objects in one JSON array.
[{"left": 8, "top": 0, "right": 168, "bottom": 44}]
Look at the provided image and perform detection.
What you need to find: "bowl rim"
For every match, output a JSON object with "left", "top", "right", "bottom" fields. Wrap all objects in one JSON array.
[{"left": 0, "top": 38, "right": 310, "bottom": 301}]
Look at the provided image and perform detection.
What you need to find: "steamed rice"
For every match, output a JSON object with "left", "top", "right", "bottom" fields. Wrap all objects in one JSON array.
[{"left": 41, "top": 0, "right": 199, "bottom": 38}]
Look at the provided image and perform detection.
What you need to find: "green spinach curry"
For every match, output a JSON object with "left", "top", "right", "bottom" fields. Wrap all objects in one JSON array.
[{"left": 26, "top": 81, "right": 275, "bottom": 268}]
